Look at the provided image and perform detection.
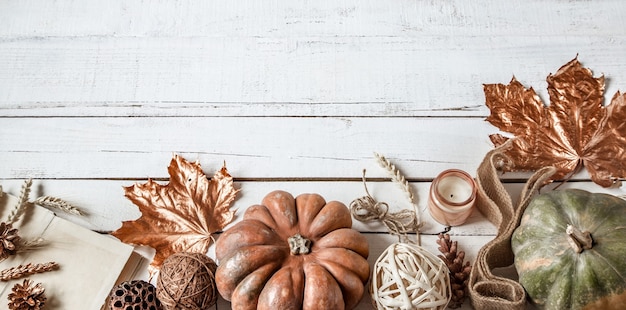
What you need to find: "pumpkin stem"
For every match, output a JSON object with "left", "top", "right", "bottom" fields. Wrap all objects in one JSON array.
[
  {"left": 288, "top": 234, "right": 311, "bottom": 255},
  {"left": 566, "top": 224, "right": 593, "bottom": 253}
]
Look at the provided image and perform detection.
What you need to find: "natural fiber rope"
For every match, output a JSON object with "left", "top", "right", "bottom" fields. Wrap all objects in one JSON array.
[
  {"left": 468, "top": 141, "right": 556, "bottom": 310},
  {"left": 350, "top": 169, "right": 421, "bottom": 244},
  {"left": 371, "top": 243, "right": 451, "bottom": 310},
  {"left": 157, "top": 252, "right": 217, "bottom": 310}
]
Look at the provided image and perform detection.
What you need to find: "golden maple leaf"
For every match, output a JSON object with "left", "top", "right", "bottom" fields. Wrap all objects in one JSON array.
[
  {"left": 112, "top": 155, "right": 238, "bottom": 269},
  {"left": 485, "top": 57, "right": 626, "bottom": 187}
]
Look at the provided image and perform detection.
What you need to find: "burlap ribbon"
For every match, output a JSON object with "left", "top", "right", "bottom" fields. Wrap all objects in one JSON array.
[{"left": 468, "top": 142, "right": 556, "bottom": 309}]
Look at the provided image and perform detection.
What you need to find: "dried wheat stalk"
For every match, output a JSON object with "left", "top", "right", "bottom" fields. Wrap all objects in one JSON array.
[
  {"left": 0, "top": 262, "right": 59, "bottom": 281},
  {"left": 373, "top": 152, "right": 422, "bottom": 244},
  {"left": 7, "top": 179, "right": 32, "bottom": 224},
  {"left": 33, "top": 196, "right": 83, "bottom": 216},
  {"left": 374, "top": 153, "right": 415, "bottom": 203}
]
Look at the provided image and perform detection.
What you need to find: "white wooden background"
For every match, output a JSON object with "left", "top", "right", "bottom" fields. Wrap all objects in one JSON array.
[{"left": 2, "top": 1, "right": 626, "bottom": 309}]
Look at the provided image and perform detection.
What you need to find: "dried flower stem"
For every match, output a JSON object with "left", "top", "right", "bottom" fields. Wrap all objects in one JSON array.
[
  {"left": 0, "top": 262, "right": 58, "bottom": 281},
  {"left": 33, "top": 196, "right": 83, "bottom": 216},
  {"left": 7, "top": 179, "right": 32, "bottom": 224}
]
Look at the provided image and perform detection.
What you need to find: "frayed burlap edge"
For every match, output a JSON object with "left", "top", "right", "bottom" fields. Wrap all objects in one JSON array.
[{"left": 468, "top": 141, "right": 556, "bottom": 310}]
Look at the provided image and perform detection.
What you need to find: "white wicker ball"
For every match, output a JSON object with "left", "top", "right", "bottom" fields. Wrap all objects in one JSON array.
[{"left": 370, "top": 242, "right": 451, "bottom": 310}]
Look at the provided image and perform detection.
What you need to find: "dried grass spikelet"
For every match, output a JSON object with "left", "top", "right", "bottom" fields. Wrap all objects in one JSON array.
[
  {"left": 0, "top": 262, "right": 58, "bottom": 281},
  {"left": 371, "top": 243, "right": 451, "bottom": 310},
  {"left": 156, "top": 252, "right": 217, "bottom": 310}
]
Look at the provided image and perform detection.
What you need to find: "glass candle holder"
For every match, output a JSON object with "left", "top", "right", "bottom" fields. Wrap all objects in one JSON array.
[{"left": 428, "top": 169, "right": 477, "bottom": 226}]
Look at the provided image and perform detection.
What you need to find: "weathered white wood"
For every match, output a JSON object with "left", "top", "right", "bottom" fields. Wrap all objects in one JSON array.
[
  {"left": 0, "top": 117, "right": 492, "bottom": 178},
  {"left": 0, "top": 116, "right": 608, "bottom": 182},
  {"left": 1, "top": 0, "right": 625, "bottom": 117},
  {"left": 1, "top": 36, "right": 625, "bottom": 117},
  {"left": 2, "top": 0, "right": 624, "bottom": 37}
]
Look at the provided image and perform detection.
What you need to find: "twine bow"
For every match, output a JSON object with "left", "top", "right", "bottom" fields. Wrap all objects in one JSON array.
[{"left": 350, "top": 170, "right": 421, "bottom": 244}]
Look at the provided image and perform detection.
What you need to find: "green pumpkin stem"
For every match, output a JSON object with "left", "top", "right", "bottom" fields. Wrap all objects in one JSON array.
[{"left": 566, "top": 224, "right": 593, "bottom": 253}]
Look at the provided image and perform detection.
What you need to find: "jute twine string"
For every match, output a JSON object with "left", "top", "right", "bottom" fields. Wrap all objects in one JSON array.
[
  {"left": 157, "top": 252, "right": 218, "bottom": 310},
  {"left": 350, "top": 170, "right": 421, "bottom": 244},
  {"left": 350, "top": 156, "right": 450, "bottom": 309},
  {"left": 468, "top": 141, "right": 556, "bottom": 310}
]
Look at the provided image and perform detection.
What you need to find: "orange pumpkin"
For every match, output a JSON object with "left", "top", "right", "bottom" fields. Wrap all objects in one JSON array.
[{"left": 215, "top": 190, "right": 370, "bottom": 310}]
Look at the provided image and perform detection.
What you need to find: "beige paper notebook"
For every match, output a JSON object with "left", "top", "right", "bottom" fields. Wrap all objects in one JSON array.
[{"left": 0, "top": 193, "right": 142, "bottom": 309}]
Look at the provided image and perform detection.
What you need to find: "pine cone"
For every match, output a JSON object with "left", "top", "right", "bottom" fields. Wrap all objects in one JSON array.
[
  {"left": 436, "top": 233, "right": 472, "bottom": 308},
  {"left": 0, "top": 222, "right": 20, "bottom": 261},
  {"left": 7, "top": 279, "right": 46, "bottom": 310}
]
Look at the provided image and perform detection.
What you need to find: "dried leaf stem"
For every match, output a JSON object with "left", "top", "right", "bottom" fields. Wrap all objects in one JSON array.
[{"left": 0, "top": 262, "right": 58, "bottom": 281}]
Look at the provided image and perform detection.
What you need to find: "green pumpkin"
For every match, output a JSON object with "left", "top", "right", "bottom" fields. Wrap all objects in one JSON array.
[{"left": 512, "top": 189, "right": 626, "bottom": 310}]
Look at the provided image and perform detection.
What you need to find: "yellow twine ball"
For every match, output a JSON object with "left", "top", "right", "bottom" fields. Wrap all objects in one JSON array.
[
  {"left": 156, "top": 252, "right": 218, "bottom": 310},
  {"left": 370, "top": 243, "right": 451, "bottom": 310}
]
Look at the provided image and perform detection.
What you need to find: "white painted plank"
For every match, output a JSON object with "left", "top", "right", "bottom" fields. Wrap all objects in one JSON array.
[
  {"left": 1, "top": 0, "right": 624, "bottom": 38},
  {"left": 0, "top": 116, "right": 510, "bottom": 179},
  {"left": 2, "top": 0, "right": 625, "bottom": 117},
  {"left": 1, "top": 36, "right": 625, "bottom": 116},
  {"left": 0, "top": 116, "right": 609, "bottom": 182}
]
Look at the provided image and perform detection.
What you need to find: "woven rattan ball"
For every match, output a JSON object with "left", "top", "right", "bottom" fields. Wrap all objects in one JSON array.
[
  {"left": 108, "top": 280, "right": 162, "bottom": 310},
  {"left": 156, "top": 252, "right": 218, "bottom": 310},
  {"left": 370, "top": 243, "right": 451, "bottom": 310}
]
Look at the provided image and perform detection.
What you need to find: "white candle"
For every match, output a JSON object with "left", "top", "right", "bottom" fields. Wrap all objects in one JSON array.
[
  {"left": 436, "top": 175, "right": 474, "bottom": 204},
  {"left": 428, "top": 169, "right": 476, "bottom": 226}
]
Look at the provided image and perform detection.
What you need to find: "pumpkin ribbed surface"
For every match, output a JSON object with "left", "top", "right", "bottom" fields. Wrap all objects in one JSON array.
[
  {"left": 512, "top": 189, "right": 626, "bottom": 310},
  {"left": 215, "top": 190, "right": 370, "bottom": 310}
]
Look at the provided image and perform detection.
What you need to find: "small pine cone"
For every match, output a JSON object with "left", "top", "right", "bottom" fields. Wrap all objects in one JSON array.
[
  {"left": 7, "top": 279, "right": 46, "bottom": 310},
  {"left": 0, "top": 222, "right": 20, "bottom": 261},
  {"left": 436, "top": 233, "right": 472, "bottom": 309}
]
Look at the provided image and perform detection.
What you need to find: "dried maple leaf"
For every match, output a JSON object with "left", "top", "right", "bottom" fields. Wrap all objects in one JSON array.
[
  {"left": 485, "top": 57, "right": 626, "bottom": 187},
  {"left": 112, "top": 155, "right": 238, "bottom": 269}
]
